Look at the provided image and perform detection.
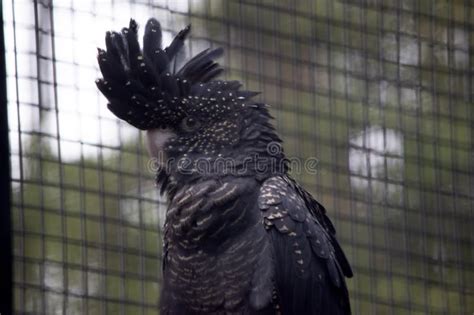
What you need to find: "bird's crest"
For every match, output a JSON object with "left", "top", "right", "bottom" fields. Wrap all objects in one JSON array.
[{"left": 96, "top": 18, "right": 257, "bottom": 130}]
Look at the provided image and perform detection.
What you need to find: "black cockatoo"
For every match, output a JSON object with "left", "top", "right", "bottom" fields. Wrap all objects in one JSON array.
[{"left": 96, "top": 18, "right": 353, "bottom": 315}]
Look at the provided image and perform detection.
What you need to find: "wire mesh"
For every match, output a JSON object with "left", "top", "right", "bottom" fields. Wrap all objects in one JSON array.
[{"left": 3, "top": 0, "right": 473, "bottom": 314}]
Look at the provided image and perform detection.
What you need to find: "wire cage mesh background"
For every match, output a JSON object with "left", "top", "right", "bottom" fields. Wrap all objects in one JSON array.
[{"left": 2, "top": 0, "right": 473, "bottom": 314}]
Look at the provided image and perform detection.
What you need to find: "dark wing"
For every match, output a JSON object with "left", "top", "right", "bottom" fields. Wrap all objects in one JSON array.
[{"left": 258, "top": 175, "right": 352, "bottom": 315}]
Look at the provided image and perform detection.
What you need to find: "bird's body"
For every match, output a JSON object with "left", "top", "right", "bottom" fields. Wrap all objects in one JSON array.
[
  {"left": 161, "top": 177, "right": 271, "bottom": 314},
  {"left": 96, "top": 18, "right": 353, "bottom": 314}
]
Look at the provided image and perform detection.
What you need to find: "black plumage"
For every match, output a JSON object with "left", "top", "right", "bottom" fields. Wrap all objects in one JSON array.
[{"left": 96, "top": 18, "right": 353, "bottom": 314}]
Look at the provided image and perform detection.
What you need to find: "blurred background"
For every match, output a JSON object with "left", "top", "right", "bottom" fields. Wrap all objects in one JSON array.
[{"left": 2, "top": 0, "right": 473, "bottom": 314}]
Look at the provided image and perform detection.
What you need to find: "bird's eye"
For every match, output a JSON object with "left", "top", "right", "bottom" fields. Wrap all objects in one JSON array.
[{"left": 180, "top": 116, "right": 201, "bottom": 132}]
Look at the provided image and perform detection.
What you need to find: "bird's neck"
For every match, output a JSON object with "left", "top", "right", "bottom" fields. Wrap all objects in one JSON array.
[{"left": 164, "top": 115, "right": 287, "bottom": 190}]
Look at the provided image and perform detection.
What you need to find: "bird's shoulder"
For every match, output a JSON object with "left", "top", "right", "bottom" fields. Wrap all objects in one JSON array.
[
  {"left": 257, "top": 175, "right": 352, "bottom": 314},
  {"left": 258, "top": 175, "right": 336, "bottom": 272}
]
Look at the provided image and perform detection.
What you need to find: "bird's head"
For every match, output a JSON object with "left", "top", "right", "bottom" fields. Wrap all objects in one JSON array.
[{"left": 96, "top": 18, "right": 286, "bottom": 192}]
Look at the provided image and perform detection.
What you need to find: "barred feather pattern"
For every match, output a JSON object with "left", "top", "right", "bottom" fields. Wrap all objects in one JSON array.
[{"left": 161, "top": 177, "right": 275, "bottom": 314}]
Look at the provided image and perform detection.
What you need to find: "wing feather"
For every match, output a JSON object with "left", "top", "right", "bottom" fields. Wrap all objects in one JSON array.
[{"left": 259, "top": 175, "right": 352, "bottom": 314}]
